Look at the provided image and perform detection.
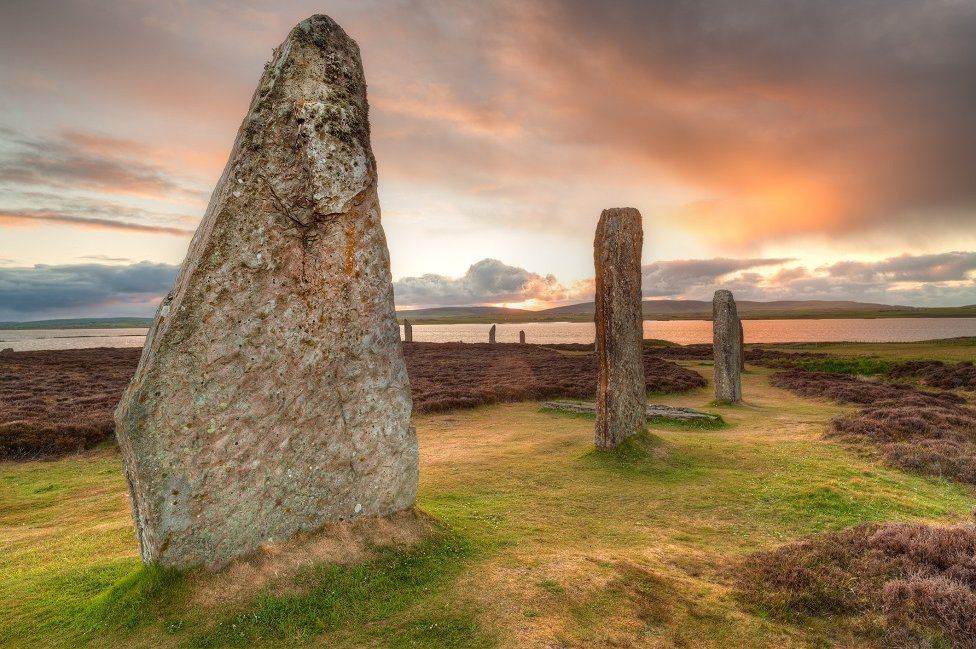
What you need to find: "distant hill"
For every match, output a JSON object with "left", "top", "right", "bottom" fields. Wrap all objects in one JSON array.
[
  {"left": 395, "top": 306, "right": 535, "bottom": 318},
  {"left": 3, "top": 300, "right": 974, "bottom": 329},
  {"left": 540, "top": 299, "right": 898, "bottom": 316},
  {"left": 398, "top": 300, "right": 976, "bottom": 323},
  {"left": 0, "top": 317, "right": 154, "bottom": 330}
]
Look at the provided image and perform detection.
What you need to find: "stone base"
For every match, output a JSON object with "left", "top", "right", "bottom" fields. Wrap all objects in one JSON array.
[{"left": 542, "top": 401, "right": 720, "bottom": 422}]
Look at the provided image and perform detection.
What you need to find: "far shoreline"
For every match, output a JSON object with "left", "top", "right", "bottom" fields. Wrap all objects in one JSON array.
[{"left": 3, "top": 306, "right": 976, "bottom": 330}]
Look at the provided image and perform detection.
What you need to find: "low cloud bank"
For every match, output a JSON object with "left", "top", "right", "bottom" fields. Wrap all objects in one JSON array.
[
  {"left": 0, "top": 262, "right": 179, "bottom": 320},
  {"left": 394, "top": 253, "right": 976, "bottom": 309},
  {"left": 1, "top": 252, "right": 973, "bottom": 321}
]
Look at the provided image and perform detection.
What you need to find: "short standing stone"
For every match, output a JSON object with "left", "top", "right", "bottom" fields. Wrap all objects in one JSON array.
[
  {"left": 713, "top": 290, "right": 742, "bottom": 402},
  {"left": 593, "top": 207, "right": 646, "bottom": 448},
  {"left": 489, "top": 324, "right": 496, "bottom": 344},
  {"left": 114, "top": 15, "right": 418, "bottom": 570},
  {"left": 519, "top": 330, "right": 526, "bottom": 344},
  {"left": 403, "top": 319, "right": 413, "bottom": 342}
]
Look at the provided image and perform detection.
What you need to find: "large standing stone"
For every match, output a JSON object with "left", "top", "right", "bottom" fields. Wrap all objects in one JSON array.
[
  {"left": 713, "top": 290, "right": 743, "bottom": 402},
  {"left": 489, "top": 324, "right": 496, "bottom": 344},
  {"left": 114, "top": 15, "right": 417, "bottom": 570},
  {"left": 403, "top": 319, "right": 413, "bottom": 343},
  {"left": 593, "top": 207, "right": 646, "bottom": 448},
  {"left": 519, "top": 330, "right": 526, "bottom": 344}
]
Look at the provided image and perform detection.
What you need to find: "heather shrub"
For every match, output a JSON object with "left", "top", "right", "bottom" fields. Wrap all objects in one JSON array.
[
  {"left": 1, "top": 344, "right": 707, "bottom": 458},
  {"left": 738, "top": 522, "right": 976, "bottom": 648},
  {"left": 404, "top": 342, "right": 706, "bottom": 413},
  {"left": 889, "top": 360, "right": 976, "bottom": 391},
  {"left": 0, "top": 348, "right": 140, "bottom": 458},
  {"left": 771, "top": 369, "right": 976, "bottom": 485}
]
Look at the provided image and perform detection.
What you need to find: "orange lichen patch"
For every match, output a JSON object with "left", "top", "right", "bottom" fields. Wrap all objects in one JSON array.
[{"left": 189, "top": 508, "right": 437, "bottom": 607}]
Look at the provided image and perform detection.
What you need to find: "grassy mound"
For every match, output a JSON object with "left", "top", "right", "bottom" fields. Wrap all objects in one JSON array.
[{"left": 738, "top": 522, "right": 976, "bottom": 647}]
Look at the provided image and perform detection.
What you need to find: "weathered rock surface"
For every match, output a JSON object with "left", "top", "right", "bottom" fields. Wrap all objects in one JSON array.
[
  {"left": 713, "top": 290, "right": 743, "bottom": 402},
  {"left": 489, "top": 324, "right": 496, "bottom": 344},
  {"left": 519, "top": 330, "right": 526, "bottom": 344},
  {"left": 403, "top": 319, "right": 413, "bottom": 343},
  {"left": 115, "top": 15, "right": 417, "bottom": 570},
  {"left": 593, "top": 207, "right": 646, "bottom": 448},
  {"left": 542, "top": 401, "right": 719, "bottom": 422}
]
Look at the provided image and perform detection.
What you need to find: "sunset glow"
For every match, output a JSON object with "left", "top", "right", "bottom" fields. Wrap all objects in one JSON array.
[{"left": 1, "top": 0, "right": 974, "bottom": 319}]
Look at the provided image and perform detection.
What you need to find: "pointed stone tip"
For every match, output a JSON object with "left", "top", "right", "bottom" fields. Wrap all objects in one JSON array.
[
  {"left": 600, "top": 207, "right": 642, "bottom": 219},
  {"left": 286, "top": 14, "right": 358, "bottom": 52},
  {"left": 295, "top": 14, "right": 341, "bottom": 33}
]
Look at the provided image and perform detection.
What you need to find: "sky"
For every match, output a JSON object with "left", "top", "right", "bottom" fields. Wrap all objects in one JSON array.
[{"left": 1, "top": 0, "right": 975, "bottom": 320}]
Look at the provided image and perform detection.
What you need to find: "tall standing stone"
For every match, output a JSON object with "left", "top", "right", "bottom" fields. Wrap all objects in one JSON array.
[
  {"left": 403, "top": 319, "right": 413, "bottom": 343},
  {"left": 519, "top": 330, "right": 526, "bottom": 344},
  {"left": 593, "top": 207, "right": 646, "bottom": 449},
  {"left": 713, "top": 290, "right": 743, "bottom": 402},
  {"left": 114, "top": 15, "right": 417, "bottom": 570},
  {"left": 489, "top": 324, "right": 496, "bottom": 344}
]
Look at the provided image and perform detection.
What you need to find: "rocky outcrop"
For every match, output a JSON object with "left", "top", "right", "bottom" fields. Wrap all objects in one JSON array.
[
  {"left": 593, "top": 207, "right": 646, "bottom": 448},
  {"left": 115, "top": 15, "right": 417, "bottom": 570},
  {"left": 542, "top": 401, "right": 719, "bottom": 422},
  {"left": 713, "top": 290, "right": 742, "bottom": 402}
]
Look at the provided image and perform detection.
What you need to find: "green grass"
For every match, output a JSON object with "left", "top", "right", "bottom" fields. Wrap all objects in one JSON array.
[
  {"left": 647, "top": 414, "right": 727, "bottom": 430},
  {"left": 760, "top": 355, "right": 897, "bottom": 375},
  {"left": 762, "top": 338, "right": 976, "bottom": 363},
  {"left": 2, "top": 361, "right": 975, "bottom": 647}
]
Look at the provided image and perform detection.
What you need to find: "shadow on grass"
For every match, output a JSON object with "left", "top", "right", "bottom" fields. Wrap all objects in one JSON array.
[
  {"left": 578, "top": 431, "right": 687, "bottom": 474},
  {"left": 76, "top": 524, "right": 490, "bottom": 648}
]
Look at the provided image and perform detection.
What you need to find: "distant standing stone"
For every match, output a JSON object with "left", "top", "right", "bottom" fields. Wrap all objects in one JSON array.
[
  {"left": 114, "top": 15, "right": 418, "bottom": 570},
  {"left": 713, "top": 290, "right": 743, "bottom": 402},
  {"left": 519, "top": 330, "right": 526, "bottom": 344},
  {"left": 489, "top": 324, "right": 496, "bottom": 344},
  {"left": 593, "top": 207, "right": 646, "bottom": 449},
  {"left": 403, "top": 319, "right": 413, "bottom": 342}
]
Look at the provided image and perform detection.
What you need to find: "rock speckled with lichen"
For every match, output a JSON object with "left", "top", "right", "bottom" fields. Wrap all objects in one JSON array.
[
  {"left": 713, "top": 290, "right": 742, "bottom": 402},
  {"left": 593, "top": 207, "right": 646, "bottom": 448},
  {"left": 114, "top": 15, "right": 417, "bottom": 570}
]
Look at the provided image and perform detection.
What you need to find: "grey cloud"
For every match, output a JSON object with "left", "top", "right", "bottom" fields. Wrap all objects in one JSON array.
[
  {"left": 0, "top": 208, "right": 194, "bottom": 235},
  {"left": 0, "top": 129, "right": 204, "bottom": 199},
  {"left": 642, "top": 258, "right": 792, "bottom": 297},
  {"left": 823, "top": 252, "right": 976, "bottom": 283},
  {"left": 393, "top": 258, "right": 576, "bottom": 307},
  {"left": 0, "top": 262, "right": 180, "bottom": 320}
]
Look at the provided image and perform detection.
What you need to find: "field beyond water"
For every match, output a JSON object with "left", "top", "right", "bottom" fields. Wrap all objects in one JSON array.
[{"left": 2, "top": 339, "right": 976, "bottom": 647}]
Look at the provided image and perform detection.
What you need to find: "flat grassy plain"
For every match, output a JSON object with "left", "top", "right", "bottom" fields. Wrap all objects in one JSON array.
[
  {"left": 760, "top": 336, "right": 976, "bottom": 363},
  {"left": 2, "top": 364, "right": 975, "bottom": 647}
]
